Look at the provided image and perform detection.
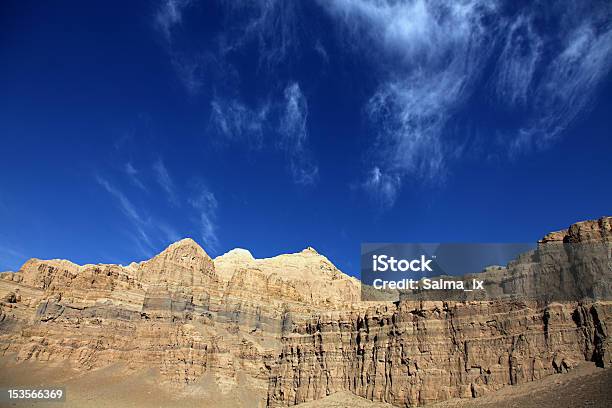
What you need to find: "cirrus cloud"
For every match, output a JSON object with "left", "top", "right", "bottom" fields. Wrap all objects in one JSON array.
[
  {"left": 319, "top": 0, "right": 612, "bottom": 206},
  {"left": 209, "top": 81, "right": 318, "bottom": 186}
]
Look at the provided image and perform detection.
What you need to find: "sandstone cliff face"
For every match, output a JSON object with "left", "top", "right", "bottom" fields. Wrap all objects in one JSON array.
[
  {"left": 0, "top": 239, "right": 360, "bottom": 406},
  {"left": 266, "top": 217, "right": 612, "bottom": 406},
  {"left": 0, "top": 217, "right": 610, "bottom": 407},
  {"left": 267, "top": 300, "right": 611, "bottom": 406}
]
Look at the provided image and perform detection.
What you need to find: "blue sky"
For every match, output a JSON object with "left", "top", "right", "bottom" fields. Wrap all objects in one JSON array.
[{"left": 1, "top": 0, "right": 611, "bottom": 275}]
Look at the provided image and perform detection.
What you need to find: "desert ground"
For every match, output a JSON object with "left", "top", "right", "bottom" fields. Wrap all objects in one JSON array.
[{"left": 1, "top": 357, "right": 610, "bottom": 408}]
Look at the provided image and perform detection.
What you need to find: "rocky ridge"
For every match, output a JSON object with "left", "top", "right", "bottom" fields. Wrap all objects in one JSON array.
[
  {"left": 0, "top": 217, "right": 610, "bottom": 407},
  {"left": 0, "top": 239, "right": 362, "bottom": 406}
]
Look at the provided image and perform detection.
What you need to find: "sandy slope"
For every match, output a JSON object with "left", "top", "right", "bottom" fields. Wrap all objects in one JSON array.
[
  {"left": 430, "top": 362, "right": 612, "bottom": 408},
  {"left": 1, "top": 356, "right": 610, "bottom": 408},
  {"left": 0, "top": 356, "right": 260, "bottom": 408},
  {"left": 294, "top": 364, "right": 612, "bottom": 408}
]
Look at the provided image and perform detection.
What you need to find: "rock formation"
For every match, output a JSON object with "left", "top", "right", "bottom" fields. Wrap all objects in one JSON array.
[{"left": 0, "top": 217, "right": 610, "bottom": 407}]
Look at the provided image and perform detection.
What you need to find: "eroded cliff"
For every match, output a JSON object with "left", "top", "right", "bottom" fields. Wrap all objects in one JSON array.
[
  {"left": 0, "top": 217, "right": 610, "bottom": 407},
  {"left": 267, "top": 217, "right": 612, "bottom": 406}
]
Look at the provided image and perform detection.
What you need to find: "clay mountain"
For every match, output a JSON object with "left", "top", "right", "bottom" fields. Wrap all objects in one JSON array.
[{"left": 0, "top": 217, "right": 611, "bottom": 407}]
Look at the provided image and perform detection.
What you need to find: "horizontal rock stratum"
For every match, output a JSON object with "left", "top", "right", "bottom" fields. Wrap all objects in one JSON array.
[{"left": 0, "top": 217, "right": 611, "bottom": 407}]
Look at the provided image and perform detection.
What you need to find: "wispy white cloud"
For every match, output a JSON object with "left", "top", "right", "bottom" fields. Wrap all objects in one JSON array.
[
  {"left": 153, "top": 1, "right": 318, "bottom": 184},
  {"left": 362, "top": 166, "right": 401, "bottom": 209},
  {"left": 279, "top": 83, "right": 308, "bottom": 152},
  {"left": 170, "top": 53, "right": 205, "bottom": 95},
  {"left": 320, "top": 0, "right": 498, "bottom": 204},
  {"left": 279, "top": 82, "right": 318, "bottom": 185},
  {"left": 96, "top": 176, "right": 144, "bottom": 225},
  {"left": 157, "top": 222, "right": 181, "bottom": 243},
  {"left": 514, "top": 23, "right": 612, "bottom": 154},
  {"left": 155, "top": 0, "right": 305, "bottom": 93},
  {"left": 124, "top": 162, "right": 147, "bottom": 191},
  {"left": 96, "top": 176, "right": 154, "bottom": 253},
  {"left": 97, "top": 169, "right": 217, "bottom": 256},
  {"left": 209, "top": 82, "right": 318, "bottom": 185},
  {"left": 155, "top": 0, "right": 209, "bottom": 95},
  {"left": 314, "top": 40, "right": 329, "bottom": 64},
  {"left": 153, "top": 158, "right": 179, "bottom": 206},
  {"left": 493, "top": 13, "right": 542, "bottom": 108},
  {"left": 219, "top": 0, "right": 302, "bottom": 68},
  {"left": 189, "top": 184, "right": 219, "bottom": 252},
  {"left": 209, "top": 97, "right": 270, "bottom": 147},
  {"left": 155, "top": 0, "right": 192, "bottom": 43},
  {"left": 153, "top": 0, "right": 612, "bottom": 207},
  {"left": 319, "top": 0, "right": 612, "bottom": 206}
]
